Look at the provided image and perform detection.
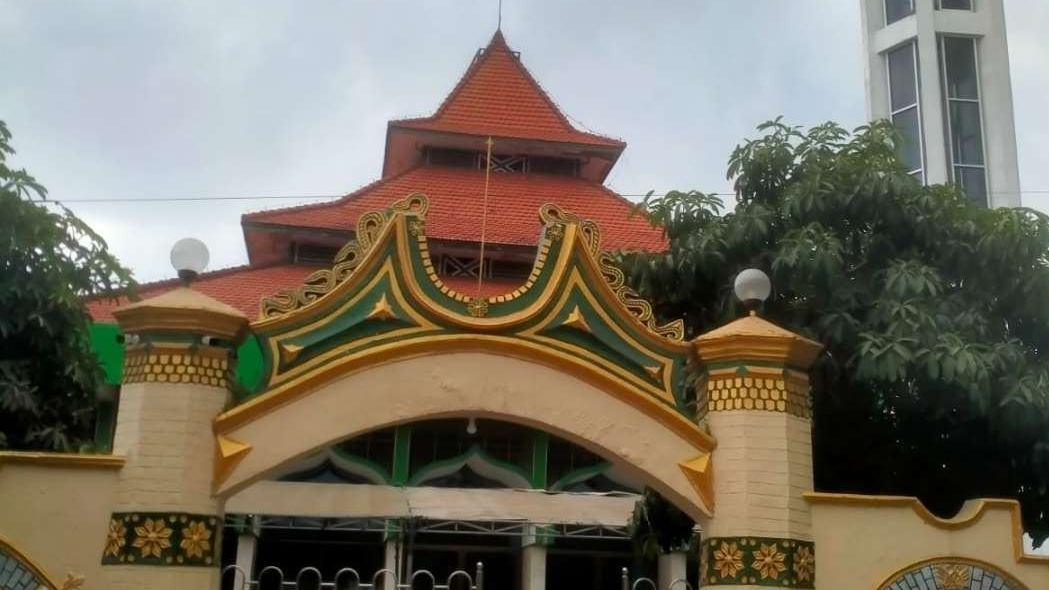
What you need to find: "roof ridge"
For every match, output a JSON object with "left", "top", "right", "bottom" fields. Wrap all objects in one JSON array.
[
  {"left": 243, "top": 165, "right": 424, "bottom": 223},
  {"left": 88, "top": 261, "right": 297, "bottom": 302},
  {"left": 589, "top": 181, "right": 659, "bottom": 243}
]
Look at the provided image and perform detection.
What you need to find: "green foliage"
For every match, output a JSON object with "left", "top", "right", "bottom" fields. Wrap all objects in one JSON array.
[
  {"left": 623, "top": 118, "right": 1049, "bottom": 545},
  {"left": 629, "top": 487, "right": 696, "bottom": 558},
  {"left": 0, "top": 121, "right": 135, "bottom": 450}
]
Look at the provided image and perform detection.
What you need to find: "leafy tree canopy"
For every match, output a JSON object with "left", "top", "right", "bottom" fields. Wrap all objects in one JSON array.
[
  {"left": 0, "top": 120, "right": 134, "bottom": 450},
  {"left": 624, "top": 118, "right": 1049, "bottom": 545}
]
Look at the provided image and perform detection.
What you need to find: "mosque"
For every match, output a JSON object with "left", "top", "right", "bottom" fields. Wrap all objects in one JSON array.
[{"left": 0, "top": 22, "right": 1044, "bottom": 590}]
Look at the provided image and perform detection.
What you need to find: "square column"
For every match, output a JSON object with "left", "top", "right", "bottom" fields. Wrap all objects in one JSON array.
[
  {"left": 693, "top": 313, "right": 821, "bottom": 589},
  {"left": 101, "top": 287, "right": 248, "bottom": 590}
]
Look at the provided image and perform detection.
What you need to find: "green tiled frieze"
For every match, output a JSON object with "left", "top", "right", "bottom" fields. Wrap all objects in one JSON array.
[
  {"left": 701, "top": 537, "right": 814, "bottom": 588},
  {"left": 101, "top": 512, "right": 220, "bottom": 567}
]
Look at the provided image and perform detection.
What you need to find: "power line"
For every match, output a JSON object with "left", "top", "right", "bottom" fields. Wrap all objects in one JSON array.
[{"left": 42, "top": 189, "right": 1049, "bottom": 205}]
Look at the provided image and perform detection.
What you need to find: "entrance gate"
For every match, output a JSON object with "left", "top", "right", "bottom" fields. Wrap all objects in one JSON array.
[{"left": 220, "top": 562, "right": 692, "bottom": 590}]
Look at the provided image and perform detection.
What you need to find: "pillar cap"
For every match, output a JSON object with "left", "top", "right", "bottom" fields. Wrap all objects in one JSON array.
[
  {"left": 693, "top": 314, "right": 822, "bottom": 369},
  {"left": 113, "top": 286, "right": 248, "bottom": 342}
]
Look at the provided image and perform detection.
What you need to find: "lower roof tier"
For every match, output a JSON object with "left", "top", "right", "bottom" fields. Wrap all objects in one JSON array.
[
  {"left": 86, "top": 263, "right": 526, "bottom": 322},
  {"left": 242, "top": 165, "right": 667, "bottom": 252}
]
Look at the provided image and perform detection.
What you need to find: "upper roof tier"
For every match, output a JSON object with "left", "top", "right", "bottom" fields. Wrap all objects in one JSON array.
[{"left": 383, "top": 31, "right": 625, "bottom": 182}]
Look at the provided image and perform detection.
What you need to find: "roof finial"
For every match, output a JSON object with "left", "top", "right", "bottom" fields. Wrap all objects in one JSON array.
[{"left": 497, "top": 0, "right": 502, "bottom": 30}]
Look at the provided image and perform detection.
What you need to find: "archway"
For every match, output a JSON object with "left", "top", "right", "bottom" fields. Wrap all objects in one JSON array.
[{"left": 213, "top": 350, "right": 714, "bottom": 525}]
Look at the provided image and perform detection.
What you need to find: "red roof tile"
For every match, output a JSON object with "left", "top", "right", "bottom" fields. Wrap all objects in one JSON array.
[
  {"left": 244, "top": 166, "right": 665, "bottom": 251},
  {"left": 88, "top": 265, "right": 526, "bottom": 324},
  {"left": 390, "top": 31, "right": 624, "bottom": 148},
  {"left": 87, "top": 264, "right": 319, "bottom": 322},
  {"left": 438, "top": 276, "right": 524, "bottom": 298}
]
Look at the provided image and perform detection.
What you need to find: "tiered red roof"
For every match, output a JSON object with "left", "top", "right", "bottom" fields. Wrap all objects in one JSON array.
[
  {"left": 244, "top": 166, "right": 664, "bottom": 250},
  {"left": 88, "top": 30, "right": 661, "bottom": 323},
  {"left": 389, "top": 31, "right": 623, "bottom": 148}
]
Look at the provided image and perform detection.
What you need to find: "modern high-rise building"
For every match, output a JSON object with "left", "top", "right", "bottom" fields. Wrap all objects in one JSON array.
[{"left": 859, "top": 0, "right": 1021, "bottom": 207}]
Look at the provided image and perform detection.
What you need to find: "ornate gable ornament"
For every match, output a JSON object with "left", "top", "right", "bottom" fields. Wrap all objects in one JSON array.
[{"left": 235, "top": 193, "right": 697, "bottom": 423}]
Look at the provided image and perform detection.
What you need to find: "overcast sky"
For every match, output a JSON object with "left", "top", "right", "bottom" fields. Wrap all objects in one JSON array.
[{"left": 2, "top": 1, "right": 1048, "bottom": 282}]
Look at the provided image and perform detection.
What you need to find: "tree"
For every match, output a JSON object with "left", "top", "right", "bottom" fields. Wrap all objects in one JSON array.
[
  {"left": 629, "top": 487, "right": 697, "bottom": 559},
  {"left": 0, "top": 120, "right": 135, "bottom": 451},
  {"left": 623, "top": 118, "right": 1049, "bottom": 545}
]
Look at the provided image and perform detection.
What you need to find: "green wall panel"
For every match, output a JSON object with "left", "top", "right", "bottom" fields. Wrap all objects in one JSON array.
[{"left": 89, "top": 323, "right": 266, "bottom": 398}]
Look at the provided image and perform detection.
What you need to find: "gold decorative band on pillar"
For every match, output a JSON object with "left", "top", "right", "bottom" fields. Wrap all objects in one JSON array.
[
  {"left": 121, "top": 344, "right": 232, "bottom": 389},
  {"left": 101, "top": 512, "right": 220, "bottom": 567},
  {"left": 698, "top": 367, "right": 811, "bottom": 419},
  {"left": 701, "top": 537, "right": 814, "bottom": 588}
]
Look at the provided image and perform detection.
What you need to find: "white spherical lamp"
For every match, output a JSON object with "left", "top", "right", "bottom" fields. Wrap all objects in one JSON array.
[
  {"left": 170, "top": 238, "right": 210, "bottom": 282},
  {"left": 734, "top": 268, "right": 771, "bottom": 311}
]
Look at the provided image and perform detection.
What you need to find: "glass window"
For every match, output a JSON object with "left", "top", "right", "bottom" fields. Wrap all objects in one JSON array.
[
  {"left": 885, "top": 0, "right": 914, "bottom": 24},
  {"left": 886, "top": 42, "right": 923, "bottom": 176},
  {"left": 949, "top": 101, "right": 984, "bottom": 165},
  {"left": 888, "top": 43, "right": 918, "bottom": 111},
  {"left": 938, "top": 0, "right": 973, "bottom": 9},
  {"left": 942, "top": 37, "right": 979, "bottom": 99},
  {"left": 940, "top": 35, "right": 987, "bottom": 206},
  {"left": 957, "top": 167, "right": 987, "bottom": 206},
  {"left": 893, "top": 108, "right": 923, "bottom": 173}
]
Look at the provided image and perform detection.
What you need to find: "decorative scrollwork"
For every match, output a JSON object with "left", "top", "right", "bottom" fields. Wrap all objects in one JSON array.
[
  {"left": 539, "top": 203, "right": 684, "bottom": 341},
  {"left": 260, "top": 194, "right": 430, "bottom": 318},
  {"left": 539, "top": 204, "right": 601, "bottom": 253}
]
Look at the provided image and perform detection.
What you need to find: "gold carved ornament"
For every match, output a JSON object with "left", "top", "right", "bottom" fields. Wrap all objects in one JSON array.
[
  {"left": 260, "top": 193, "right": 430, "bottom": 318},
  {"left": 538, "top": 204, "right": 684, "bottom": 341}
]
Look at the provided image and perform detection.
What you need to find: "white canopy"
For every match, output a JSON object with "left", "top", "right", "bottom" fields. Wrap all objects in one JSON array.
[{"left": 226, "top": 481, "right": 639, "bottom": 527}]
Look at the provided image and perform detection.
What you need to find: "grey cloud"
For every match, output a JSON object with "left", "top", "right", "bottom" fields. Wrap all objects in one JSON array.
[{"left": 0, "top": 1, "right": 1046, "bottom": 282}]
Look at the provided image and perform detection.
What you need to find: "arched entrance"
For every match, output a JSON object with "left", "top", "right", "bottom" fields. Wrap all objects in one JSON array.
[
  {"left": 213, "top": 196, "right": 715, "bottom": 521},
  {"left": 209, "top": 196, "right": 715, "bottom": 590},
  {"left": 213, "top": 350, "right": 712, "bottom": 523}
]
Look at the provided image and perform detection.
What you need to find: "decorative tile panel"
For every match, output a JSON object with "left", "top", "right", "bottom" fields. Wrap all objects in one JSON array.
[
  {"left": 101, "top": 512, "right": 220, "bottom": 567},
  {"left": 699, "top": 371, "right": 811, "bottom": 419},
  {"left": 122, "top": 346, "right": 231, "bottom": 389},
  {"left": 700, "top": 537, "right": 814, "bottom": 588},
  {"left": 880, "top": 560, "right": 1025, "bottom": 590}
]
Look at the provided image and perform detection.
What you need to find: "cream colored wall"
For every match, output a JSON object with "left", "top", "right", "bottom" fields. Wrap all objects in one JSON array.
[
  {"left": 103, "top": 566, "right": 219, "bottom": 590},
  {"left": 112, "top": 382, "right": 227, "bottom": 514},
  {"left": 0, "top": 462, "right": 119, "bottom": 586},
  {"left": 807, "top": 495, "right": 1049, "bottom": 589},
  {"left": 706, "top": 411, "right": 812, "bottom": 540},
  {"left": 216, "top": 351, "right": 713, "bottom": 525}
]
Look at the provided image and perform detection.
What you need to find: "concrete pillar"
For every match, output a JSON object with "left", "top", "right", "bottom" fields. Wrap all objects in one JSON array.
[
  {"left": 521, "top": 544, "right": 546, "bottom": 590},
  {"left": 384, "top": 538, "right": 400, "bottom": 589},
  {"left": 693, "top": 313, "right": 821, "bottom": 589},
  {"left": 658, "top": 552, "right": 687, "bottom": 590},
  {"left": 232, "top": 533, "right": 257, "bottom": 589},
  {"left": 100, "top": 287, "right": 248, "bottom": 590}
]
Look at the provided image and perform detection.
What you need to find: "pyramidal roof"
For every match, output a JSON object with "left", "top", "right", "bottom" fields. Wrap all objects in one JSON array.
[{"left": 390, "top": 31, "right": 624, "bottom": 148}]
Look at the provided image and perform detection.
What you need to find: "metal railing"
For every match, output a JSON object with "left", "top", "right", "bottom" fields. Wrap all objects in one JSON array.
[
  {"left": 221, "top": 563, "right": 483, "bottom": 590},
  {"left": 619, "top": 571, "right": 691, "bottom": 590},
  {"left": 222, "top": 562, "right": 691, "bottom": 590}
]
